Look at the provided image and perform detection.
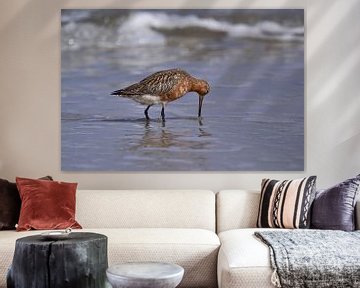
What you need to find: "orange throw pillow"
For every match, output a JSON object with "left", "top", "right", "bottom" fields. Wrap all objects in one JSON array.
[{"left": 16, "top": 177, "right": 82, "bottom": 231}]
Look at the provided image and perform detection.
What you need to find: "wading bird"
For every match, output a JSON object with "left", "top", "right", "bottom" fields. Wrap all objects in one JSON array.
[{"left": 111, "top": 69, "right": 210, "bottom": 121}]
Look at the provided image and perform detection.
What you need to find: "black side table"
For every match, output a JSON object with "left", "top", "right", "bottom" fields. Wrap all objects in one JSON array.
[{"left": 7, "top": 232, "right": 108, "bottom": 288}]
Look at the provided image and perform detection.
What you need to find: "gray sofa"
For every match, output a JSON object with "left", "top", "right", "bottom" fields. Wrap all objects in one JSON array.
[{"left": 0, "top": 189, "right": 359, "bottom": 288}]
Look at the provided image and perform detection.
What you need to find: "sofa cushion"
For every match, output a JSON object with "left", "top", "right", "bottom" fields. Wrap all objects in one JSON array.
[
  {"left": 257, "top": 177, "right": 317, "bottom": 229},
  {"left": 311, "top": 174, "right": 360, "bottom": 231},
  {"left": 0, "top": 228, "right": 220, "bottom": 288},
  {"left": 76, "top": 190, "right": 216, "bottom": 231},
  {"left": 104, "top": 228, "right": 219, "bottom": 288},
  {"left": 16, "top": 177, "right": 82, "bottom": 231},
  {"left": 216, "top": 190, "right": 260, "bottom": 233},
  {"left": 218, "top": 228, "right": 278, "bottom": 288}
]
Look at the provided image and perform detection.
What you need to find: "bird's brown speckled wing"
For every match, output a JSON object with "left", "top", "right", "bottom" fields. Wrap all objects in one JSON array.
[
  {"left": 138, "top": 69, "right": 185, "bottom": 95},
  {"left": 112, "top": 69, "right": 187, "bottom": 96}
]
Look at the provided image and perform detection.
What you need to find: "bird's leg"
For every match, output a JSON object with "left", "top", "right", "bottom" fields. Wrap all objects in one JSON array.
[
  {"left": 144, "top": 105, "right": 152, "bottom": 120},
  {"left": 161, "top": 103, "right": 165, "bottom": 122}
]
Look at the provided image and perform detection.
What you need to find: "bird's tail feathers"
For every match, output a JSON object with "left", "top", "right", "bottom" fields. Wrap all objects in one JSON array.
[
  {"left": 111, "top": 89, "right": 123, "bottom": 96},
  {"left": 111, "top": 89, "right": 140, "bottom": 98}
]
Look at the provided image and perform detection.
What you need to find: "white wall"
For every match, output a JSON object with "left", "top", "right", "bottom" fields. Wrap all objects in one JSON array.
[{"left": 0, "top": 0, "right": 359, "bottom": 190}]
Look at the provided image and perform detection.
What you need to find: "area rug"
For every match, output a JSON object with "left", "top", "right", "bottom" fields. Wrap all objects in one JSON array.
[{"left": 255, "top": 230, "right": 360, "bottom": 288}]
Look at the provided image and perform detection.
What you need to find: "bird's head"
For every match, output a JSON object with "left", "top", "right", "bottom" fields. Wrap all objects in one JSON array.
[
  {"left": 192, "top": 79, "right": 210, "bottom": 118},
  {"left": 196, "top": 79, "right": 210, "bottom": 96}
]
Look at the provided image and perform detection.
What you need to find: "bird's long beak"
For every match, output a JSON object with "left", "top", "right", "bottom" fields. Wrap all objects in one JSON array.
[{"left": 198, "top": 95, "right": 204, "bottom": 118}]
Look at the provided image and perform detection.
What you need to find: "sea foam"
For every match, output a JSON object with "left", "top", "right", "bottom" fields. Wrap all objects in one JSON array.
[{"left": 61, "top": 11, "right": 304, "bottom": 50}]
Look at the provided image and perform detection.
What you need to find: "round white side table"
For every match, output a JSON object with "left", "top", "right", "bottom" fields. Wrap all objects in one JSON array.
[{"left": 106, "top": 262, "right": 184, "bottom": 288}]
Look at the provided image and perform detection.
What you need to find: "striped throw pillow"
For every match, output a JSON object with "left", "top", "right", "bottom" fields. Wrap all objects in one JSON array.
[{"left": 257, "top": 176, "right": 317, "bottom": 229}]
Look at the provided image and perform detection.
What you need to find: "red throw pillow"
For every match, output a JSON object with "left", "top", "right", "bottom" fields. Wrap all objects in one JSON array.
[
  {"left": 0, "top": 176, "right": 53, "bottom": 230},
  {"left": 16, "top": 177, "right": 82, "bottom": 231}
]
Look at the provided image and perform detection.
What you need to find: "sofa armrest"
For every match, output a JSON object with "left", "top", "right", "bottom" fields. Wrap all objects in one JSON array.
[{"left": 356, "top": 200, "right": 360, "bottom": 230}]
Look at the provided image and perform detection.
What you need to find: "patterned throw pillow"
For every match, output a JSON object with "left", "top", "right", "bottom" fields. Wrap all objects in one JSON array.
[{"left": 257, "top": 176, "right": 317, "bottom": 229}]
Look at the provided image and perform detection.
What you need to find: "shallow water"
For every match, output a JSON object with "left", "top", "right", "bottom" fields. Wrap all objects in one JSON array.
[{"left": 61, "top": 9, "right": 304, "bottom": 171}]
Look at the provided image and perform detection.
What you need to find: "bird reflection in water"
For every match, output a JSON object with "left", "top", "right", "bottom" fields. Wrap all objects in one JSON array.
[{"left": 129, "top": 118, "right": 211, "bottom": 152}]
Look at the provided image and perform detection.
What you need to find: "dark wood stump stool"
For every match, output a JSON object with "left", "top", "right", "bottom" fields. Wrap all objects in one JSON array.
[{"left": 7, "top": 232, "right": 108, "bottom": 288}]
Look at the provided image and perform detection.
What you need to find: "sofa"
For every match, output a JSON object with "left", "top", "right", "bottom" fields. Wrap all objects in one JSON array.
[
  {"left": 0, "top": 190, "right": 220, "bottom": 288},
  {"left": 0, "top": 189, "right": 359, "bottom": 288}
]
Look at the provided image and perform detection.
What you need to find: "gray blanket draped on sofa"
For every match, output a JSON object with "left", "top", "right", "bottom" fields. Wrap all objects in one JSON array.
[{"left": 255, "top": 230, "right": 360, "bottom": 288}]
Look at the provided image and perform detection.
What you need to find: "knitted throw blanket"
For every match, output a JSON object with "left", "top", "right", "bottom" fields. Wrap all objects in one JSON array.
[{"left": 255, "top": 230, "right": 360, "bottom": 288}]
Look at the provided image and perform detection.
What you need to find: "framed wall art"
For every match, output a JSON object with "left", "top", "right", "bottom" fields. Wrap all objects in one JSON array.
[{"left": 61, "top": 9, "right": 304, "bottom": 171}]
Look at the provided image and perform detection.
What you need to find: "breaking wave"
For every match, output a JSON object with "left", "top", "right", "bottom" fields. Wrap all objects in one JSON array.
[{"left": 61, "top": 11, "right": 304, "bottom": 50}]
